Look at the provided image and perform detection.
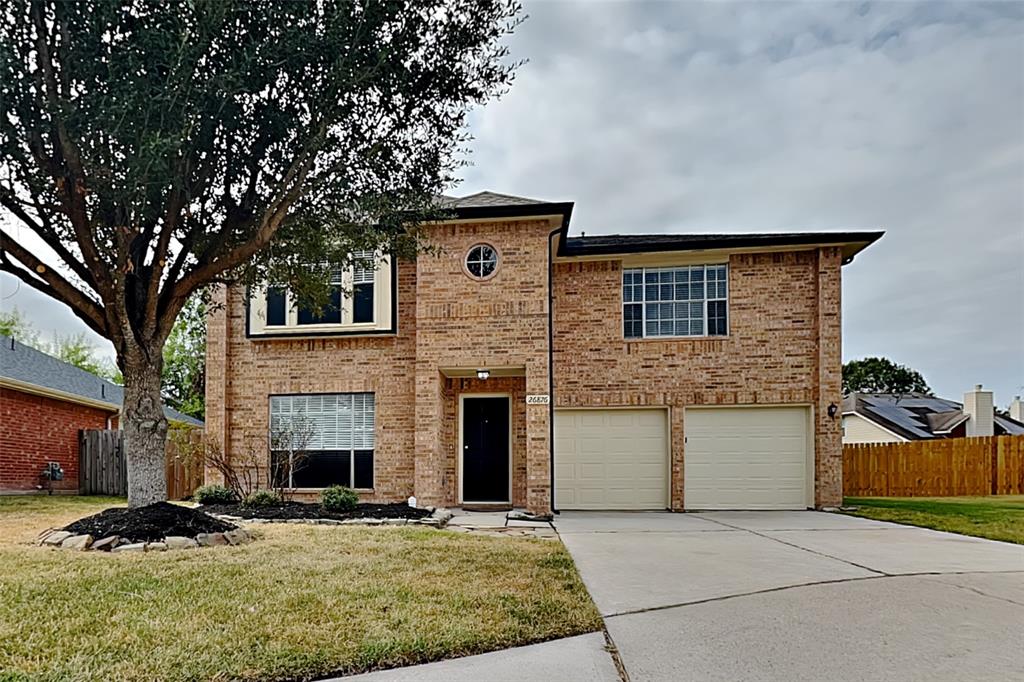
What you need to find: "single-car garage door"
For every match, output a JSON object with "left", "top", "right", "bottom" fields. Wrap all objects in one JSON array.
[
  {"left": 555, "top": 409, "right": 668, "bottom": 510},
  {"left": 684, "top": 406, "right": 811, "bottom": 510}
]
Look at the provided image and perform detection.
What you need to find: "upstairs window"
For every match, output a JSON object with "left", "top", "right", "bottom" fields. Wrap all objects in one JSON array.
[
  {"left": 256, "top": 251, "right": 387, "bottom": 333},
  {"left": 297, "top": 267, "right": 343, "bottom": 325},
  {"left": 623, "top": 264, "right": 728, "bottom": 339}
]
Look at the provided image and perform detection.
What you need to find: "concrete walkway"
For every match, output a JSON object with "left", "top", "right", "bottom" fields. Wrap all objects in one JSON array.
[
  {"left": 334, "top": 632, "right": 619, "bottom": 681},
  {"left": 557, "top": 511, "right": 1024, "bottom": 681}
]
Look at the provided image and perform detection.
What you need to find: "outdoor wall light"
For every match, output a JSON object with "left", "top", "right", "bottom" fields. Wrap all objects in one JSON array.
[
  {"left": 476, "top": 368, "right": 490, "bottom": 380},
  {"left": 827, "top": 403, "right": 838, "bottom": 419}
]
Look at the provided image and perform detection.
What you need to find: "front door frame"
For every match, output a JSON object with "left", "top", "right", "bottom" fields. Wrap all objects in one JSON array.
[{"left": 458, "top": 392, "right": 513, "bottom": 505}]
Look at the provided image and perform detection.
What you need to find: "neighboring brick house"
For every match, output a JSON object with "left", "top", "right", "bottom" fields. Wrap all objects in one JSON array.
[
  {"left": 205, "top": 192, "right": 882, "bottom": 514},
  {"left": 0, "top": 336, "right": 202, "bottom": 494}
]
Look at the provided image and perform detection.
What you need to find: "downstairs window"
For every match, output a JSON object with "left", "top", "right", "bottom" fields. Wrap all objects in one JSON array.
[{"left": 269, "top": 393, "right": 375, "bottom": 489}]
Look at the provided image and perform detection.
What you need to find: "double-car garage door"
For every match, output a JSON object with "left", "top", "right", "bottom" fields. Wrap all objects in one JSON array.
[{"left": 554, "top": 406, "right": 810, "bottom": 510}]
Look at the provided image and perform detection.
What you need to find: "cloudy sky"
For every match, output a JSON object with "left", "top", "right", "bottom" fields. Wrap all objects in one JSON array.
[{"left": 2, "top": 0, "right": 1022, "bottom": 405}]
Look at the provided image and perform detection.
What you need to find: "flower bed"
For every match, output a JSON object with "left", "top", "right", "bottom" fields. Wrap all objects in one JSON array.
[
  {"left": 199, "top": 500, "right": 434, "bottom": 522},
  {"left": 38, "top": 501, "right": 250, "bottom": 552}
]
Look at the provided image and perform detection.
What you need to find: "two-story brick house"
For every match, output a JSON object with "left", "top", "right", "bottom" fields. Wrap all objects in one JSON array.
[{"left": 205, "top": 191, "right": 881, "bottom": 515}]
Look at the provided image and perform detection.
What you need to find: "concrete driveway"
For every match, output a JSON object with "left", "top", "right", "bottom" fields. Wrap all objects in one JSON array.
[{"left": 556, "top": 511, "right": 1024, "bottom": 681}]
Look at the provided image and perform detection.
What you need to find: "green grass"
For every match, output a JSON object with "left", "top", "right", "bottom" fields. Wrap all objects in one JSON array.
[
  {"left": 0, "top": 496, "right": 601, "bottom": 682},
  {"left": 843, "top": 495, "right": 1024, "bottom": 544}
]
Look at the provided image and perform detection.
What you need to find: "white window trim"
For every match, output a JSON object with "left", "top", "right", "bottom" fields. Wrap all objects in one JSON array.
[
  {"left": 249, "top": 254, "right": 393, "bottom": 335},
  {"left": 622, "top": 264, "right": 729, "bottom": 340}
]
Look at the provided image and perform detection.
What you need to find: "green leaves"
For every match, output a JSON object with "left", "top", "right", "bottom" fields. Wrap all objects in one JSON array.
[{"left": 842, "top": 357, "right": 931, "bottom": 396}]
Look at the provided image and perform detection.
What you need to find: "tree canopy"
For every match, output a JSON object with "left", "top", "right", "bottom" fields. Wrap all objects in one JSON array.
[
  {"left": 0, "top": 0, "right": 522, "bottom": 505},
  {"left": 842, "top": 357, "right": 931, "bottom": 396}
]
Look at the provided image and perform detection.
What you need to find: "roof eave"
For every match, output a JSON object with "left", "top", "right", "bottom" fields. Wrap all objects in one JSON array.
[{"left": 558, "top": 230, "right": 884, "bottom": 263}]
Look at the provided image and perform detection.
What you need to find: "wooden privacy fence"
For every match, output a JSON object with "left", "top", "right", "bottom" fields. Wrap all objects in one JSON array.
[
  {"left": 843, "top": 435, "right": 1024, "bottom": 497},
  {"left": 79, "top": 428, "right": 205, "bottom": 499}
]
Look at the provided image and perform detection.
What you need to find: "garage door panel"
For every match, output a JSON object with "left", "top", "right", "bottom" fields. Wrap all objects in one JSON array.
[
  {"left": 555, "top": 409, "right": 668, "bottom": 510},
  {"left": 684, "top": 406, "right": 809, "bottom": 511}
]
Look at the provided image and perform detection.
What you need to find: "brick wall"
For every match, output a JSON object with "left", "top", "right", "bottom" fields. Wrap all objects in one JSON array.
[
  {"left": 0, "top": 387, "right": 113, "bottom": 493},
  {"left": 552, "top": 248, "right": 844, "bottom": 508},
  {"left": 206, "top": 217, "right": 557, "bottom": 511},
  {"left": 204, "top": 219, "right": 845, "bottom": 512}
]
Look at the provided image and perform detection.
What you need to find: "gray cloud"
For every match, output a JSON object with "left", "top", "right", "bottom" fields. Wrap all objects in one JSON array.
[
  {"left": 458, "top": 0, "right": 1024, "bottom": 405},
  {"left": 4, "top": 1, "right": 1022, "bottom": 405}
]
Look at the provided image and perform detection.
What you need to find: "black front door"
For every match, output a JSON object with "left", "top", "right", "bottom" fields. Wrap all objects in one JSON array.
[{"left": 462, "top": 396, "right": 510, "bottom": 503}]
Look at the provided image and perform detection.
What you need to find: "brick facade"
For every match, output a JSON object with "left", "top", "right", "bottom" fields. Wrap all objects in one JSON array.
[
  {"left": 205, "top": 214, "right": 847, "bottom": 513},
  {"left": 0, "top": 387, "right": 113, "bottom": 493}
]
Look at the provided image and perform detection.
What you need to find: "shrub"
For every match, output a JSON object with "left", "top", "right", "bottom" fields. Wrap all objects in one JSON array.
[
  {"left": 193, "top": 484, "right": 237, "bottom": 505},
  {"left": 321, "top": 486, "right": 359, "bottom": 512},
  {"left": 243, "top": 490, "right": 282, "bottom": 508}
]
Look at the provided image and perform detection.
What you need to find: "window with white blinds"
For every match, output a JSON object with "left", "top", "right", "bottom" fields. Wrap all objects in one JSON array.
[{"left": 270, "top": 393, "right": 375, "bottom": 489}]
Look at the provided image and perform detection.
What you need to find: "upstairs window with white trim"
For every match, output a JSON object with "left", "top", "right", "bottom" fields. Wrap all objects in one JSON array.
[
  {"left": 250, "top": 251, "right": 393, "bottom": 336},
  {"left": 270, "top": 393, "right": 375, "bottom": 489},
  {"left": 623, "top": 264, "right": 728, "bottom": 339}
]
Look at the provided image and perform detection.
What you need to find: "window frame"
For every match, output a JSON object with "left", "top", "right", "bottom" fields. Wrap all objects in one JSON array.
[
  {"left": 622, "top": 263, "right": 729, "bottom": 340},
  {"left": 250, "top": 251, "right": 392, "bottom": 337},
  {"left": 463, "top": 243, "right": 500, "bottom": 281},
  {"left": 269, "top": 392, "right": 376, "bottom": 491}
]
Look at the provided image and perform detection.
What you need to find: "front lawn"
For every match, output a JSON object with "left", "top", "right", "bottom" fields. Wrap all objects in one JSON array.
[
  {"left": 842, "top": 495, "right": 1024, "bottom": 544},
  {"left": 0, "top": 496, "right": 600, "bottom": 682}
]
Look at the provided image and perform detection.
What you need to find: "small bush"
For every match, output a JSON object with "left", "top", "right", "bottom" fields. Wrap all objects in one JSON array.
[
  {"left": 321, "top": 486, "right": 359, "bottom": 512},
  {"left": 243, "top": 490, "right": 282, "bottom": 508},
  {"left": 193, "top": 484, "right": 237, "bottom": 505}
]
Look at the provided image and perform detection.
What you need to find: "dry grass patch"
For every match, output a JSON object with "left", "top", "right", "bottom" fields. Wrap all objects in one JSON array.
[{"left": 0, "top": 496, "right": 601, "bottom": 682}]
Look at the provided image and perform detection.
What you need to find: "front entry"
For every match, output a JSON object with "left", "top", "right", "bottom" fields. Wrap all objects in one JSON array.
[{"left": 461, "top": 396, "right": 510, "bottom": 503}]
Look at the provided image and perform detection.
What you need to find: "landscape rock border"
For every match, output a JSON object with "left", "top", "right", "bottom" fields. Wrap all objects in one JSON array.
[{"left": 37, "top": 527, "right": 254, "bottom": 553}]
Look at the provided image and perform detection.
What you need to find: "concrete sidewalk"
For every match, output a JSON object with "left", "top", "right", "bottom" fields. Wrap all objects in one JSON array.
[
  {"left": 557, "top": 510, "right": 1024, "bottom": 681},
  {"left": 332, "top": 632, "right": 619, "bottom": 681}
]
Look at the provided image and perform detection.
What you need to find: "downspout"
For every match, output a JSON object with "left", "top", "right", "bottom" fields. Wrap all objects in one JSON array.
[{"left": 548, "top": 227, "right": 560, "bottom": 515}]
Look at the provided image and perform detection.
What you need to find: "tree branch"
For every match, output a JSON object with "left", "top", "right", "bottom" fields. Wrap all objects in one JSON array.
[{"left": 0, "top": 232, "right": 108, "bottom": 337}]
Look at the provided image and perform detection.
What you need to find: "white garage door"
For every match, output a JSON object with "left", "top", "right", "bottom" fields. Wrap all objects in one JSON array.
[
  {"left": 555, "top": 409, "right": 668, "bottom": 510},
  {"left": 684, "top": 407, "right": 810, "bottom": 510}
]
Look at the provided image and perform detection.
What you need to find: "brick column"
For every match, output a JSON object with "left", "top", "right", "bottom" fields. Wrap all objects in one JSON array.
[
  {"left": 815, "top": 247, "right": 843, "bottom": 507},
  {"left": 414, "top": 365, "right": 446, "bottom": 507},
  {"left": 525, "top": 358, "right": 551, "bottom": 515},
  {"left": 203, "top": 285, "right": 229, "bottom": 486}
]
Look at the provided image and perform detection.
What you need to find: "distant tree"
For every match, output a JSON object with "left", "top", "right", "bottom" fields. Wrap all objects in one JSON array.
[
  {"left": 0, "top": 307, "right": 39, "bottom": 346},
  {"left": 50, "top": 333, "right": 120, "bottom": 381},
  {"left": 842, "top": 357, "right": 931, "bottom": 396},
  {"left": 162, "top": 297, "right": 205, "bottom": 420},
  {"left": 0, "top": 0, "right": 521, "bottom": 506},
  {"left": 0, "top": 307, "right": 118, "bottom": 379}
]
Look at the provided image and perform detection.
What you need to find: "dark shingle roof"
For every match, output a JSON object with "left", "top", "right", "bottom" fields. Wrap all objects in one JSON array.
[
  {"left": 561, "top": 231, "right": 884, "bottom": 263},
  {"left": 0, "top": 335, "right": 203, "bottom": 426},
  {"left": 842, "top": 392, "right": 1024, "bottom": 440},
  {"left": 439, "top": 191, "right": 546, "bottom": 208}
]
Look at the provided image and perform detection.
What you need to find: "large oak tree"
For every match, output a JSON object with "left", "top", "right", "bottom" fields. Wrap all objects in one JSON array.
[{"left": 0, "top": 0, "right": 521, "bottom": 506}]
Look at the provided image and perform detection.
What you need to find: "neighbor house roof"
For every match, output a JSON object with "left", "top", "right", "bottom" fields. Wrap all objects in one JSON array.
[
  {"left": 439, "top": 191, "right": 547, "bottom": 208},
  {"left": 0, "top": 335, "right": 203, "bottom": 426},
  {"left": 842, "top": 392, "right": 1024, "bottom": 440}
]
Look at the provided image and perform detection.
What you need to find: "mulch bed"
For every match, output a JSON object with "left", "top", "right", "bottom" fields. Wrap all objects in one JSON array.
[
  {"left": 199, "top": 501, "right": 432, "bottom": 522},
  {"left": 62, "top": 502, "right": 237, "bottom": 543}
]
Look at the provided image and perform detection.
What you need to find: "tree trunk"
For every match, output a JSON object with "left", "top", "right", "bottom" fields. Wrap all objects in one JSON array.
[{"left": 122, "top": 346, "right": 167, "bottom": 507}]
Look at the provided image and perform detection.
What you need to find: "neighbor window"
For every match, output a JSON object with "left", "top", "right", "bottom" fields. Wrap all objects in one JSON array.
[
  {"left": 622, "top": 264, "right": 728, "bottom": 339},
  {"left": 270, "top": 393, "right": 375, "bottom": 489}
]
